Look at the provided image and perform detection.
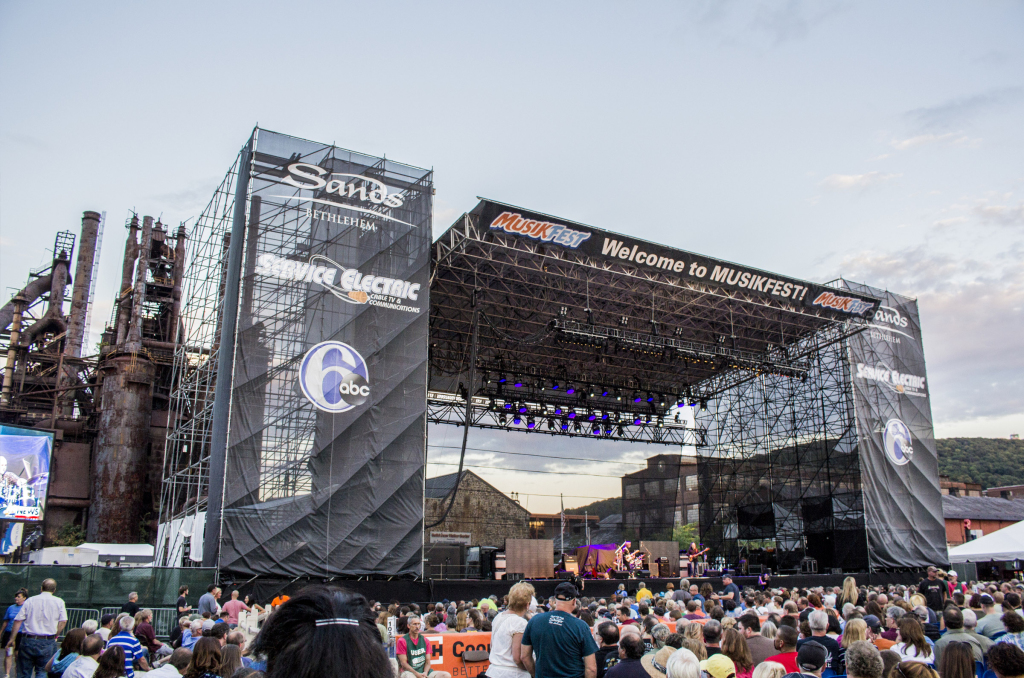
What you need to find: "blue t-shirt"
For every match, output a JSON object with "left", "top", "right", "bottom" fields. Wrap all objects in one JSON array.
[
  {"left": 522, "top": 610, "right": 599, "bottom": 678},
  {"left": 2, "top": 604, "right": 22, "bottom": 634},
  {"left": 721, "top": 583, "right": 741, "bottom": 600},
  {"left": 106, "top": 631, "right": 145, "bottom": 678}
]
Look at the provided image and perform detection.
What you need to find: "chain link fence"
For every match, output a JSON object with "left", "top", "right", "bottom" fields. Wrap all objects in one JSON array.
[{"left": 0, "top": 566, "right": 216, "bottom": 608}]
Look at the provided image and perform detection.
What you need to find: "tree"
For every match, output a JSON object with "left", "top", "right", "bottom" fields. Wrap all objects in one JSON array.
[
  {"left": 52, "top": 523, "right": 85, "bottom": 547},
  {"left": 673, "top": 522, "right": 699, "bottom": 549}
]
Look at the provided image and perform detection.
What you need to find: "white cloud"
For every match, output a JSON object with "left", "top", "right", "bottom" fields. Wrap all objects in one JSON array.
[
  {"left": 890, "top": 133, "right": 980, "bottom": 151},
  {"left": 820, "top": 172, "right": 900, "bottom": 190},
  {"left": 975, "top": 202, "right": 1024, "bottom": 227}
]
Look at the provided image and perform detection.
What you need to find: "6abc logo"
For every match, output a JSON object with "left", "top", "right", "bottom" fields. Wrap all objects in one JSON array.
[{"left": 298, "top": 341, "right": 370, "bottom": 413}]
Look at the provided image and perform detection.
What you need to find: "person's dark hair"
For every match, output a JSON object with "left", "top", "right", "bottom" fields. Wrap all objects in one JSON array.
[
  {"left": 776, "top": 625, "right": 799, "bottom": 650},
  {"left": 81, "top": 634, "right": 104, "bottom": 657},
  {"left": 865, "top": 600, "right": 884, "bottom": 618},
  {"left": 880, "top": 650, "right": 901, "bottom": 678},
  {"left": 895, "top": 662, "right": 939, "bottom": 678},
  {"left": 169, "top": 648, "right": 193, "bottom": 671},
  {"left": 618, "top": 606, "right": 632, "bottom": 618},
  {"left": 638, "top": 604, "right": 650, "bottom": 616},
  {"left": 943, "top": 606, "right": 964, "bottom": 630},
  {"left": 989, "top": 643, "right": 1024, "bottom": 678},
  {"left": 220, "top": 644, "right": 243, "bottom": 678},
  {"left": 249, "top": 585, "right": 390, "bottom": 678},
  {"left": 665, "top": 633, "right": 684, "bottom": 649},
  {"left": 721, "top": 629, "right": 753, "bottom": 670},
  {"left": 95, "top": 646, "right": 126, "bottom": 678},
  {"left": 186, "top": 638, "right": 223, "bottom": 678},
  {"left": 737, "top": 613, "right": 760, "bottom": 633},
  {"left": 180, "top": 586, "right": 189, "bottom": 595},
  {"left": 598, "top": 621, "right": 619, "bottom": 645},
  {"left": 619, "top": 634, "right": 645, "bottom": 660},
  {"left": 208, "top": 585, "right": 218, "bottom": 593},
  {"left": 580, "top": 610, "right": 594, "bottom": 627},
  {"left": 1003, "top": 611, "right": 1024, "bottom": 634},
  {"left": 703, "top": 619, "right": 722, "bottom": 644},
  {"left": 709, "top": 606, "right": 725, "bottom": 621},
  {"left": 938, "top": 640, "right": 975, "bottom": 678},
  {"left": 642, "top": 615, "right": 658, "bottom": 633},
  {"left": 14, "top": 588, "right": 28, "bottom": 600},
  {"left": 58, "top": 628, "right": 87, "bottom": 659},
  {"left": 896, "top": 618, "right": 931, "bottom": 660},
  {"left": 210, "top": 624, "right": 229, "bottom": 641},
  {"left": 1007, "top": 593, "right": 1022, "bottom": 610}
]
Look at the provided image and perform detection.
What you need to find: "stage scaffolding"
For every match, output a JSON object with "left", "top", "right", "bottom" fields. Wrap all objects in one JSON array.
[{"left": 696, "top": 316, "right": 868, "bottom": 572}]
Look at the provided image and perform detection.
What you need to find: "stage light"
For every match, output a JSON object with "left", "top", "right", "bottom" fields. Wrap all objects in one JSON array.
[
  {"left": 498, "top": 373, "right": 507, "bottom": 383},
  {"left": 587, "top": 411, "right": 596, "bottom": 421},
  {"left": 547, "top": 418, "right": 555, "bottom": 430},
  {"left": 514, "top": 379, "right": 523, "bottom": 388},
  {"left": 659, "top": 396, "right": 666, "bottom": 407},
  {"left": 499, "top": 414, "right": 508, "bottom": 426},
  {"left": 616, "top": 389, "right": 622, "bottom": 401},
  {"left": 675, "top": 413, "right": 680, "bottom": 423},
  {"left": 567, "top": 411, "right": 576, "bottom": 419},
  {"left": 554, "top": 407, "right": 563, "bottom": 415},
  {"left": 519, "top": 405, "right": 528, "bottom": 413},
  {"left": 634, "top": 417, "right": 642, "bottom": 425},
  {"left": 602, "top": 389, "right": 609, "bottom": 396},
  {"left": 513, "top": 416, "right": 522, "bottom": 425},
  {"left": 527, "top": 418, "right": 536, "bottom": 429},
  {"left": 566, "top": 383, "right": 575, "bottom": 394},
  {"left": 485, "top": 372, "right": 492, "bottom": 384},
  {"left": 634, "top": 394, "right": 643, "bottom": 403},
  {"left": 589, "top": 386, "right": 596, "bottom": 398},
  {"left": 646, "top": 392, "right": 654, "bottom": 402},
  {"left": 700, "top": 399, "right": 708, "bottom": 411},
  {"left": 561, "top": 420, "right": 569, "bottom": 431},
  {"left": 617, "top": 425, "right": 625, "bottom": 436},
  {"left": 656, "top": 417, "right": 664, "bottom": 428},
  {"left": 552, "top": 381, "right": 560, "bottom": 390},
  {"left": 592, "top": 425, "right": 600, "bottom": 436},
  {"left": 645, "top": 415, "right": 651, "bottom": 424},
  {"left": 504, "top": 402, "right": 513, "bottom": 410},
  {"left": 601, "top": 412, "right": 609, "bottom": 420},
  {"left": 605, "top": 427, "right": 613, "bottom": 435},
  {"left": 559, "top": 306, "right": 568, "bottom": 317}
]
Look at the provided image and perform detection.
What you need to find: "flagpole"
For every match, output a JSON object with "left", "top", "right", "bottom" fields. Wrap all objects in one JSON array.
[{"left": 560, "top": 493, "right": 565, "bottom": 555}]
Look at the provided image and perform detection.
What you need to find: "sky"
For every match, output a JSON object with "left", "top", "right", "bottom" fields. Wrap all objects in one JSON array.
[{"left": 1, "top": 1, "right": 1022, "bottom": 513}]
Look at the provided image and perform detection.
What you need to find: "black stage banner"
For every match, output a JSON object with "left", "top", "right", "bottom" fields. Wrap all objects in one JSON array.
[
  {"left": 473, "top": 199, "right": 880, "bottom": 319},
  {"left": 841, "top": 281, "right": 946, "bottom": 569},
  {"left": 212, "top": 130, "right": 432, "bottom": 577}
]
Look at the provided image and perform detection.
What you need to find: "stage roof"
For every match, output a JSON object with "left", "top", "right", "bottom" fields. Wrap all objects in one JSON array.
[{"left": 428, "top": 199, "right": 880, "bottom": 443}]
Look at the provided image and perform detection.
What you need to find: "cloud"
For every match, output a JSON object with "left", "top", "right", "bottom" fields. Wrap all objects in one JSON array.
[
  {"left": 907, "top": 87, "right": 1024, "bottom": 130},
  {"left": 975, "top": 202, "right": 1024, "bottom": 227},
  {"left": 820, "top": 172, "right": 899, "bottom": 191},
  {"left": 890, "top": 133, "right": 979, "bottom": 151},
  {"left": 836, "top": 243, "right": 1024, "bottom": 427},
  {"left": 750, "top": 0, "right": 848, "bottom": 44}
]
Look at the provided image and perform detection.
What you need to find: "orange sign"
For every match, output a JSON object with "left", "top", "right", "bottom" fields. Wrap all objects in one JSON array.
[{"left": 424, "top": 632, "right": 492, "bottom": 677}]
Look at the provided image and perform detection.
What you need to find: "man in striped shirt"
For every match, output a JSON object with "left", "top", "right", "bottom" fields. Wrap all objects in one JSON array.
[{"left": 105, "top": 616, "right": 150, "bottom": 678}]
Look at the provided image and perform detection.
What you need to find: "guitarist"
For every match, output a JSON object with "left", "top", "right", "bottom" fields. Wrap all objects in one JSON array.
[{"left": 686, "top": 543, "right": 706, "bottom": 577}]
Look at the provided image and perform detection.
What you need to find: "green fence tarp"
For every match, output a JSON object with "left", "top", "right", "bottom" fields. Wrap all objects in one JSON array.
[{"left": 0, "top": 566, "right": 217, "bottom": 608}]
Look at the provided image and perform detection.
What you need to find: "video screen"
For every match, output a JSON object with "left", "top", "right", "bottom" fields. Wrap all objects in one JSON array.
[{"left": 0, "top": 426, "right": 53, "bottom": 522}]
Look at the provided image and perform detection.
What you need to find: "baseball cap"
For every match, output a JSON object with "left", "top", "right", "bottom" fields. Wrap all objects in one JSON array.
[
  {"left": 700, "top": 654, "right": 736, "bottom": 678},
  {"left": 554, "top": 582, "right": 579, "bottom": 600},
  {"left": 798, "top": 641, "right": 829, "bottom": 672},
  {"left": 981, "top": 594, "right": 995, "bottom": 605},
  {"left": 863, "top": 614, "right": 882, "bottom": 631}
]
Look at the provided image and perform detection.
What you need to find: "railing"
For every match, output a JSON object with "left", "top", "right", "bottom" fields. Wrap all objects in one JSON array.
[
  {"left": 98, "top": 607, "right": 179, "bottom": 639},
  {"left": 64, "top": 608, "right": 100, "bottom": 636}
]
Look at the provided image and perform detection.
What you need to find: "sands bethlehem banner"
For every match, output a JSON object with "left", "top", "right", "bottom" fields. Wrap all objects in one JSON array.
[
  {"left": 842, "top": 281, "right": 946, "bottom": 569},
  {"left": 474, "top": 200, "right": 880, "bottom": 320},
  {"left": 218, "top": 130, "right": 432, "bottom": 576}
]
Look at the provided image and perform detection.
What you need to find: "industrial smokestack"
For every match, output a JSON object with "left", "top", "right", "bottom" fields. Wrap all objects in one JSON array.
[
  {"left": 115, "top": 216, "right": 140, "bottom": 346},
  {"left": 66, "top": 211, "right": 101, "bottom": 358},
  {"left": 124, "top": 216, "right": 153, "bottom": 353},
  {"left": 169, "top": 223, "right": 188, "bottom": 344}
]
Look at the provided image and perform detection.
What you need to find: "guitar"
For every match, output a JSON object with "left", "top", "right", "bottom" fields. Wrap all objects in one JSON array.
[{"left": 686, "top": 548, "right": 710, "bottom": 562}]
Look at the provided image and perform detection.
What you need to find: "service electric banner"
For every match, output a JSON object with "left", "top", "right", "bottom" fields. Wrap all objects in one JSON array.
[
  {"left": 842, "top": 281, "right": 946, "bottom": 569},
  {"left": 473, "top": 200, "right": 880, "bottom": 319},
  {"left": 218, "top": 130, "right": 432, "bottom": 577}
]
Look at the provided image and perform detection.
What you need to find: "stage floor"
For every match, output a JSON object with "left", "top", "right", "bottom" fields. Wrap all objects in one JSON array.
[{"left": 231, "top": 571, "right": 926, "bottom": 607}]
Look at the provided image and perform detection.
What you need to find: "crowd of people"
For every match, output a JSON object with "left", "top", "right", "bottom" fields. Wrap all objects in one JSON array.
[{"left": 3, "top": 566, "right": 1024, "bottom": 678}]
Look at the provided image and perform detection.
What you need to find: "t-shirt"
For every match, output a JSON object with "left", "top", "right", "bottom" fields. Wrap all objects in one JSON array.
[
  {"left": 522, "top": 610, "right": 599, "bottom": 678},
  {"left": 797, "top": 636, "right": 842, "bottom": 671},
  {"left": 134, "top": 622, "right": 160, "bottom": 653},
  {"left": 396, "top": 633, "right": 433, "bottom": 674},
  {"left": 917, "top": 579, "right": 947, "bottom": 611},
  {"left": 2, "top": 603, "right": 22, "bottom": 635},
  {"left": 107, "top": 631, "right": 145, "bottom": 678},
  {"left": 176, "top": 596, "right": 189, "bottom": 612},
  {"left": 488, "top": 611, "right": 529, "bottom": 678},
  {"left": 222, "top": 600, "right": 249, "bottom": 625},
  {"left": 595, "top": 646, "right": 620, "bottom": 678},
  {"left": 197, "top": 592, "right": 219, "bottom": 616},
  {"left": 767, "top": 652, "right": 798, "bottom": 673},
  {"left": 605, "top": 658, "right": 648, "bottom": 678},
  {"left": 121, "top": 601, "right": 140, "bottom": 616},
  {"left": 721, "top": 583, "right": 741, "bottom": 600}
]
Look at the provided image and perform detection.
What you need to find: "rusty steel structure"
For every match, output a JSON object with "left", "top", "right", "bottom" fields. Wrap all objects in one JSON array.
[{"left": 0, "top": 210, "right": 188, "bottom": 545}]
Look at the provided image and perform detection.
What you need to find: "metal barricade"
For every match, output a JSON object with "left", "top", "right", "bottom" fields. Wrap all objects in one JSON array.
[
  {"left": 63, "top": 609, "right": 100, "bottom": 637},
  {"left": 150, "top": 608, "right": 180, "bottom": 640},
  {"left": 101, "top": 607, "right": 120, "bottom": 618}
]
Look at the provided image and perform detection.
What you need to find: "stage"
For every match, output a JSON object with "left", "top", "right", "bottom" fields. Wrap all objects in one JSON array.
[{"left": 229, "top": 570, "right": 927, "bottom": 607}]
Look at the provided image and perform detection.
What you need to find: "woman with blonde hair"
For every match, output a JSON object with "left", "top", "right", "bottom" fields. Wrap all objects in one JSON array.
[
  {"left": 678, "top": 637, "right": 707, "bottom": 661},
  {"left": 488, "top": 582, "right": 535, "bottom": 678},
  {"left": 839, "top": 619, "right": 868, "bottom": 670},
  {"left": 682, "top": 623, "right": 703, "bottom": 643},
  {"left": 894, "top": 662, "right": 939, "bottom": 678},
  {"left": 838, "top": 577, "right": 860, "bottom": 610},
  {"left": 455, "top": 610, "right": 469, "bottom": 632},
  {"left": 760, "top": 621, "right": 777, "bottom": 640},
  {"left": 751, "top": 661, "right": 787, "bottom": 678}
]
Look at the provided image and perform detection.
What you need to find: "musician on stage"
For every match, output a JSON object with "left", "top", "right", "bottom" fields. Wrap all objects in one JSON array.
[{"left": 685, "top": 543, "right": 703, "bottom": 577}]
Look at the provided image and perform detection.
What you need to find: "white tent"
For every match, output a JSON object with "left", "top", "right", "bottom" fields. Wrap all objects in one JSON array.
[{"left": 948, "top": 520, "right": 1024, "bottom": 563}]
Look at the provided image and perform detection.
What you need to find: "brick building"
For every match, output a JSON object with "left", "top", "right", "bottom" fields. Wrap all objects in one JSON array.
[
  {"left": 622, "top": 454, "right": 699, "bottom": 540},
  {"left": 942, "top": 495, "right": 1024, "bottom": 546},
  {"left": 424, "top": 471, "right": 530, "bottom": 547},
  {"left": 940, "top": 475, "right": 984, "bottom": 497},
  {"left": 985, "top": 485, "right": 1024, "bottom": 500}
]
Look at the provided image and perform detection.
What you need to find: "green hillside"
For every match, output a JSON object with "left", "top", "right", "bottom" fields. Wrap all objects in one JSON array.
[
  {"left": 566, "top": 497, "right": 622, "bottom": 519},
  {"left": 936, "top": 438, "right": 1024, "bottom": 489}
]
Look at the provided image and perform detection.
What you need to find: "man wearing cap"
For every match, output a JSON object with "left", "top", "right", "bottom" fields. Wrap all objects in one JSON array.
[
  {"left": 522, "top": 582, "right": 598, "bottom": 678},
  {"left": 782, "top": 640, "right": 828, "bottom": 678},
  {"left": 979, "top": 594, "right": 1008, "bottom": 639},
  {"left": 766, "top": 626, "right": 800, "bottom": 673},
  {"left": 863, "top": 615, "right": 894, "bottom": 651},
  {"left": 700, "top": 654, "right": 736, "bottom": 678},
  {"left": 916, "top": 567, "right": 947, "bottom": 614},
  {"left": 712, "top": 576, "right": 740, "bottom": 603}
]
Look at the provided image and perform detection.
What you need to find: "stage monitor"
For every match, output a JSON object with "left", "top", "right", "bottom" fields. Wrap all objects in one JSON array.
[{"left": 0, "top": 426, "right": 53, "bottom": 522}]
